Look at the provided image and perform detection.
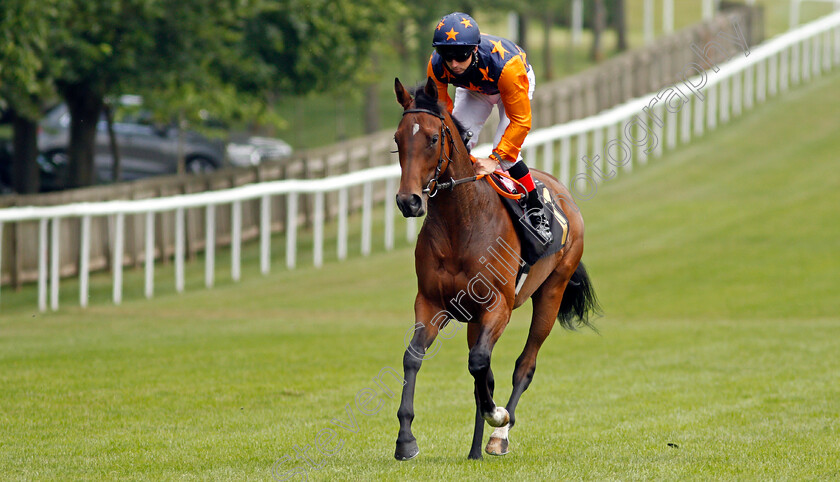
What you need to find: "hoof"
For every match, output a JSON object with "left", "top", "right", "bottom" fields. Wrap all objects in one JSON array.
[
  {"left": 484, "top": 407, "right": 510, "bottom": 428},
  {"left": 485, "top": 436, "right": 509, "bottom": 456},
  {"left": 394, "top": 440, "right": 419, "bottom": 461}
]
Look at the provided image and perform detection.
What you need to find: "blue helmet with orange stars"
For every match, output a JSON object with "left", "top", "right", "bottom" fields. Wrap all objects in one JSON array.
[{"left": 432, "top": 12, "right": 480, "bottom": 47}]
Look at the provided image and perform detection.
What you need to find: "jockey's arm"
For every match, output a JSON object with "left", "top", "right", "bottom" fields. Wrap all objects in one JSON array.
[
  {"left": 427, "top": 58, "right": 454, "bottom": 112},
  {"left": 495, "top": 57, "right": 532, "bottom": 164},
  {"left": 472, "top": 56, "right": 532, "bottom": 176}
]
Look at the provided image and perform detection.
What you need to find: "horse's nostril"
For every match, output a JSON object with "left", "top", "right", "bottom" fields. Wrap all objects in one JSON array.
[{"left": 396, "top": 193, "right": 424, "bottom": 217}]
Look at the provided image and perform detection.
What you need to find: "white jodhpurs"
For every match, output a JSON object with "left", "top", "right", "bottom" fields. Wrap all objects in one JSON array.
[{"left": 451, "top": 67, "right": 535, "bottom": 170}]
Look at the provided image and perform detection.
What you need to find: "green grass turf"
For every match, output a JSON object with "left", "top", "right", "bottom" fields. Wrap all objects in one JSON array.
[{"left": 2, "top": 69, "right": 840, "bottom": 481}]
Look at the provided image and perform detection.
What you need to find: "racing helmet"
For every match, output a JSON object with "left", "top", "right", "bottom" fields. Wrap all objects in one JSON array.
[{"left": 432, "top": 12, "right": 480, "bottom": 48}]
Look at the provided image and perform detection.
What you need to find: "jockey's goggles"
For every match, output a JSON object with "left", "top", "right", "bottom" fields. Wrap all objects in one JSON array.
[{"left": 436, "top": 46, "right": 475, "bottom": 62}]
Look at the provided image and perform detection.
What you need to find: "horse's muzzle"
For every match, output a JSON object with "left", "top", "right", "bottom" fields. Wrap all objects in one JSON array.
[{"left": 396, "top": 193, "right": 425, "bottom": 217}]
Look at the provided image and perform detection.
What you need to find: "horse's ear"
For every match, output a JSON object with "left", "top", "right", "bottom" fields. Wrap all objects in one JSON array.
[
  {"left": 395, "top": 78, "right": 412, "bottom": 109},
  {"left": 424, "top": 77, "right": 438, "bottom": 101}
]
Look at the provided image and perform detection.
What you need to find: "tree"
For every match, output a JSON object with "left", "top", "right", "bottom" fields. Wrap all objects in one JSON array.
[
  {"left": 515, "top": 11, "right": 529, "bottom": 53},
  {"left": 0, "top": 0, "right": 58, "bottom": 194},
  {"left": 364, "top": 53, "right": 381, "bottom": 134},
  {"left": 512, "top": 2, "right": 562, "bottom": 81},
  {"left": 5, "top": 0, "right": 487, "bottom": 192},
  {"left": 241, "top": 0, "right": 404, "bottom": 96},
  {"left": 591, "top": 0, "right": 607, "bottom": 61},
  {"left": 614, "top": 0, "right": 628, "bottom": 52},
  {"left": 241, "top": 0, "right": 406, "bottom": 138},
  {"left": 542, "top": 10, "right": 556, "bottom": 81},
  {"left": 43, "top": 1, "right": 273, "bottom": 187},
  {"left": 37, "top": 0, "right": 407, "bottom": 186}
]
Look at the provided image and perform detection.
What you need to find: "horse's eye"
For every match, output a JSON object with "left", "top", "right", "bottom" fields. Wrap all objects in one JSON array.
[{"left": 430, "top": 134, "right": 439, "bottom": 145}]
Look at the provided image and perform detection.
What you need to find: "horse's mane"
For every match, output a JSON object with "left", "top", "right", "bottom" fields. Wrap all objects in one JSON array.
[{"left": 412, "top": 83, "right": 469, "bottom": 142}]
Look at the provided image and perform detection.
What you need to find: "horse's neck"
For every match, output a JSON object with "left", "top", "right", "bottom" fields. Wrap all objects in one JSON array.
[{"left": 426, "top": 152, "right": 499, "bottom": 241}]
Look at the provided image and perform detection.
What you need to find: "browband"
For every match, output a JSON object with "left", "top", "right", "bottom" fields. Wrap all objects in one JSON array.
[{"left": 402, "top": 108, "right": 445, "bottom": 119}]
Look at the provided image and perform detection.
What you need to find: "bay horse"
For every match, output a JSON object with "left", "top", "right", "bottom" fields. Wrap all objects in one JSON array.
[{"left": 393, "top": 77, "right": 599, "bottom": 460}]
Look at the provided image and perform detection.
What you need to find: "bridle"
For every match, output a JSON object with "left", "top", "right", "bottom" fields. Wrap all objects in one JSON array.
[
  {"left": 400, "top": 107, "right": 526, "bottom": 200},
  {"left": 401, "top": 108, "right": 468, "bottom": 197}
]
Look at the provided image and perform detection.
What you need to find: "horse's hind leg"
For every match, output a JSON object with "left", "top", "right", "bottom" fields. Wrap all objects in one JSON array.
[
  {"left": 486, "top": 272, "right": 569, "bottom": 456},
  {"left": 467, "top": 314, "right": 511, "bottom": 458}
]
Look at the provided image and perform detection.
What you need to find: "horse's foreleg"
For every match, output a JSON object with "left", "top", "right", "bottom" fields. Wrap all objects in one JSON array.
[
  {"left": 394, "top": 298, "right": 442, "bottom": 461},
  {"left": 467, "top": 323, "right": 494, "bottom": 459},
  {"left": 394, "top": 342, "right": 423, "bottom": 460}
]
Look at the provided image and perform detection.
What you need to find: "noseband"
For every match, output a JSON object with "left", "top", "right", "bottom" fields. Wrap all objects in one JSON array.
[{"left": 401, "top": 108, "right": 460, "bottom": 197}]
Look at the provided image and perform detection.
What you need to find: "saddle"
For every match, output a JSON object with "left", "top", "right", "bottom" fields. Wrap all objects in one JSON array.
[{"left": 488, "top": 172, "right": 569, "bottom": 267}]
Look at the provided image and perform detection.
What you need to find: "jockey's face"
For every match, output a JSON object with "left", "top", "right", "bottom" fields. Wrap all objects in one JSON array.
[{"left": 445, "top": 51, "right": 473, "bottom": 76}]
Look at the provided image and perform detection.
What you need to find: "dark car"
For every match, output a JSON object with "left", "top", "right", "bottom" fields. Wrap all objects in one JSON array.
[
  {"left": 37, "top": 96, "right": 293, "bottom": 184},
  {"left": 0, "top": 139, "right": 68, "bottom": 193},
  {"left": 38, "top": 96, "right": 228, "bottom": 182}
]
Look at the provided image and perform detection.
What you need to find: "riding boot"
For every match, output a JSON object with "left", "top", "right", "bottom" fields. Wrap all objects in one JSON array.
[{"left": 526, "top": 191, "right": 553, "bottom": 244}]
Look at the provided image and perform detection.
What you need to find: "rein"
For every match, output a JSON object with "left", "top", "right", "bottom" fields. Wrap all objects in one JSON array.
[{"left": 401, "top": 108, "right": 525, "bottom": 200}]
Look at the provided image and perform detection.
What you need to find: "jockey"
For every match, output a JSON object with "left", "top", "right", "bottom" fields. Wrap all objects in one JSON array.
[{"left": 427, "top": 12, "right": 552, "bottom": 243}]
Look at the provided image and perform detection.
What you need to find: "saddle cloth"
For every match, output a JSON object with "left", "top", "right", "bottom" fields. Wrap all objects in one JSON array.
[{"left": 488, "top": 172, "right": 569, "bottom": 266}]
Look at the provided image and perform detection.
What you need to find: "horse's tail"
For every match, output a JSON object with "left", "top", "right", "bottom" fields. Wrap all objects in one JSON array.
[{"left": 557, "top": 262, "right": 601, "bottom": 331}]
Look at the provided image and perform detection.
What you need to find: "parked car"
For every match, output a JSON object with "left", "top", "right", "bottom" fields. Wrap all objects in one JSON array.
[
  {"left": 0, "top": 139, "right": 68, "bottom": 193},
  {"left": 37, "top": 95, "right": 292, "bottom": 185}
]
